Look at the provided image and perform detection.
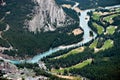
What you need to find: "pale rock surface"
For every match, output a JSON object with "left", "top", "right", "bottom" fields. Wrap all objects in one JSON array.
[{"left": 27, "top": 0, "right": 74, "bottom": 33}]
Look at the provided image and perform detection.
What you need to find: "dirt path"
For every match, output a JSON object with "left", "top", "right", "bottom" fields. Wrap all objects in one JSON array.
[
  {"left": 0, "top": 10, "right": 17, "bottom": 53},
  {"left": 0, "top": 24, "right": 16, "bottom": 52},
  {"left": 62, "top": 2, "right": 83, "bottom": 13},
  {"left": 57, "top": 75, "right": 75, "bottom": 80}
]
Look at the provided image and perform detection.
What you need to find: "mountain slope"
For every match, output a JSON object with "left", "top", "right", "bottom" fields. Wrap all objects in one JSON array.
[
  {"left": 27, "top": 0, "right": 74, "bottom": 33},
  {"left": 0, "top": 0, "right": 80, "bottom": 58}
]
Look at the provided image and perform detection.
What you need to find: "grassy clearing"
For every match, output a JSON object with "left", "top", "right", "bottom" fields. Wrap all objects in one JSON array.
[
  {"left": 104, "top": 14, "right": 120, "bottom": 23},
  {"left": 92, "top": 12, "right": 101, "bottom": 21},
  {"left": 53, "top": 47, "right": 84, "bottom": 59},
  {"left": 92, "top": 22, "right": 104, "bottom": 35},
  {"left": 106, "top": 26, "right": 117, "bottom": 35},
  {"left": 90, "top": 39, "right": 114, "bottom": 53},
  {"left": 115, "top": 8, "right": 120, "bottom": 12},
  {"left": 102, "top": 39, "right": 113, "bottom": 50},
  {"left": 51, "top": 59, "right": 92, "bottom": 74},
  {"left": 69, "top": 59, "right": 92, "bottom": 69},
  {"left": 56, "top": 75, "right": 82, "bottom": 80},
  {"left": 89, "top": 39, "right": 98, "bottom": 49}
]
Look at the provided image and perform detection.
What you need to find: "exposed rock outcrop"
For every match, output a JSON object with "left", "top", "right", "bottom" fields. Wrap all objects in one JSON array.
[{"left": 26, "top": 0, "right": 74, "bottom": 33}]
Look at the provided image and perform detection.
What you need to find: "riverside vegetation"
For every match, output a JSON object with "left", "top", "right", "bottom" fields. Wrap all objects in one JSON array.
[
  {"left": 42, "top": 6, "right": 120, "bottom": 80},
  {"left": 0, "top": 0, "right": 120, "bottom": 80}
]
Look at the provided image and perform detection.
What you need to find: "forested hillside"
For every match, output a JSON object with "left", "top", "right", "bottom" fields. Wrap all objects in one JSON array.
[
  {"left": 0, "top": 0, "right": 82, "bottom": 58},
  {"left": 0, "top": 0, "right": 120, "bottom": 80}
]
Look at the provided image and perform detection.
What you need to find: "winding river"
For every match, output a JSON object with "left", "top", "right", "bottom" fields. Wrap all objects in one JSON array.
[
  {"left": 9, "top": 3, "right": 97, "bottom": 64},
  {"left": 7, "top": 3, "right": 120, "bottom": 64}
]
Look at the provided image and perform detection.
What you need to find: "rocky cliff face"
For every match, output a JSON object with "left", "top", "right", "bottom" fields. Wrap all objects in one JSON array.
[{"left": 27, "top": 0, "right": 74, "bottom": 33}]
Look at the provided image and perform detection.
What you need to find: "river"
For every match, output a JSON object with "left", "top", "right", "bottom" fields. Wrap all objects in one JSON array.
[
  {"left": 26, "top": 10, "right": 97, "bottom": 63},
  {"left": 8, "top": 3, "right": 120, "bottom": 64},
  {"left": 9, "top": 3, "right": 97, "bottom": 64}
]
